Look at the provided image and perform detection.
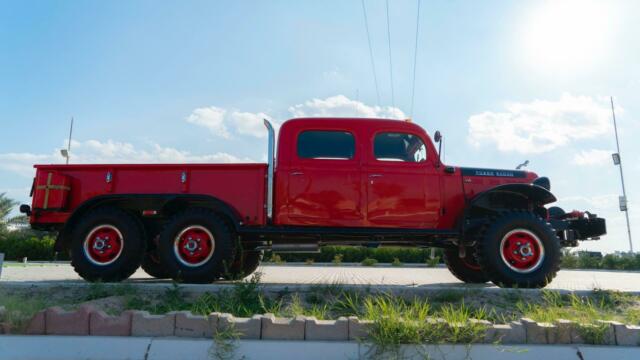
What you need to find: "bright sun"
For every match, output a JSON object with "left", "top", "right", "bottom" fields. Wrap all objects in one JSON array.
[{"left": 522, "top": 0, "right": 615, "bottom": 70}]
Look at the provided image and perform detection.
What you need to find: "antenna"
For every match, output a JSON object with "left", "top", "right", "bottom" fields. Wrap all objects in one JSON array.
[
  {"left": 610, "top": 97, "right": 633, "bottom": 253},
  {"left": 60, "top": 117, "right": 74, "bottom": 164}
]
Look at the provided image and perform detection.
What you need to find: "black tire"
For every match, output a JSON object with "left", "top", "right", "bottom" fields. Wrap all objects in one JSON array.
[
  {"left": 222, "top": 250, "right": 263, "bottom": 280},
  {"left": 71, "top": 207, "right": 145, "bottom": 282},
  {"left": 476, "top": 211, "right": 561, "bottom": 288},
  {"left": 140, "top": 250, "right": 171, "bottom": 279},
  {"left": 157, "top": 208, "right": 235, "bottom": 283},
  {"left": 443, "top": 248, "right": 489, "bottom": 284}
]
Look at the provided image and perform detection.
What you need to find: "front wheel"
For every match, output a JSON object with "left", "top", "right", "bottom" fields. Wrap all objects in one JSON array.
[
  {"left": 443, "top": 248, "right": 489, "bottom": 284},
  {"left": 477, "top": 211, "right": 561, "bottom": 288}
]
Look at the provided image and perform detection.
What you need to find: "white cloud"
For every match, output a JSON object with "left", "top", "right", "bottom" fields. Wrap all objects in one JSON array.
[
  {"left": 468, "top": 94, "right": 613, "bottom": 154},
  {"left": 559, "top": 194, "right": 619, "bottom": 210},
  {"left": 229, "top": 111, "right": 273, "bottom": 138},
  {"left": 288, "top": 95, "right": 406, "bottom": 119},
  {"left": 187, "top": 95, "right": 402, "bottom": 139},
  {"left": 573, "top": 149, "right": 613, "bottom": 166},
  {"left": 0, "top": 140, "right": 253, "bottom": 178},
  {"left": 185, "top": 106, "right": 230, "bottom": 138}
]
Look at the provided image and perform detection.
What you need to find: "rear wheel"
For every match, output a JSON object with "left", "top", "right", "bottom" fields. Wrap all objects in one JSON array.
[
  {"left": 222, "top": 250, "right": 263, "bottom": 280},
  {"left": 157, "top": 208, "right": 235, "bottom": 283},
  {"left": 477, "top": 211, "right": 560, "bottom": 288},
  {"left": 71, "top": 207, "right": 145, "bottom": 282},
  {"left": 443, "top": 248, "right": 489, "bottom": 284},
  {"left": 141, "top": 250, "right": 171, "bottom": 279}
]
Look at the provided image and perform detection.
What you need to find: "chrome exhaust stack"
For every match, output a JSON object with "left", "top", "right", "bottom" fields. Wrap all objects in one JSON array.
[{"left": 263, "top": 119, "right": 275, "bottom": 223}]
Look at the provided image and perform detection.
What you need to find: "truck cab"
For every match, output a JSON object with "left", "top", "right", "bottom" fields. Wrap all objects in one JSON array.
[{"left": 275, "top": 118, "right": 444, "bottom": 228}]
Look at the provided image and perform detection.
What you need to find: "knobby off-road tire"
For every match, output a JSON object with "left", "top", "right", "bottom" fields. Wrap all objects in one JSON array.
[
  {"left": 71, "top": 207, "right": 146, "bottom": 282},
  {"left": 158, "top": 208, "right": 235, "bottom": 283},
  {"left": 222, "top": 250, "right": 263, "bottom": 280},
  {"left": 443, "top": 248, "right": 489, "bottom": 284},
  {"left": 476, "top": 211, "right": 561, "bottom": 288}
]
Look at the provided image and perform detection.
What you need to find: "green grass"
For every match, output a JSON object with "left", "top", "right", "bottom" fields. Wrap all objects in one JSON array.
[{"left": 0, "top": 292, "right": 51, "bottom": 331}]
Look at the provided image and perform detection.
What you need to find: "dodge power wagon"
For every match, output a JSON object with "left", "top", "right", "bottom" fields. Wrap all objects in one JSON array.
[{"left": 21, "top": 117, "right": 606, "bottom": 288}]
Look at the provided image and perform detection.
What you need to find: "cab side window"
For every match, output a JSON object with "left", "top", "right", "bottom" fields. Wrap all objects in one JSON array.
[
  {"left": 374, "top": 132, "right": 426, "bottom": 162},
  {"left": 297, "top": 130, "right": 355, "bottom": 160}
]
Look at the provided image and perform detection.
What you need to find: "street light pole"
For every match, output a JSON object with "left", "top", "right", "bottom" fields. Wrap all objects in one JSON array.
[{"left": 610, "top": 96, "right": 633, "bottom": 253}]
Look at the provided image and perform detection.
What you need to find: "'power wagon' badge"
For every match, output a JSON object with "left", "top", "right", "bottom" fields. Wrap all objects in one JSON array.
[{"left": 461, "top": 167, "right": 527, "bottom": 178}]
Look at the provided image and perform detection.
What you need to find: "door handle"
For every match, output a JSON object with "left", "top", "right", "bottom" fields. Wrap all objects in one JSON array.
[
  {"left": 291, "top": 172, "right": 304, "bottom": 176},
  {"left": 369, "top": 174, "right": 383, "bottom": 178}
]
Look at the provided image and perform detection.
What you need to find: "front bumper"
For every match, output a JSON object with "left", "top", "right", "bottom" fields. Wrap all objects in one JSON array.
[{"left": 552, "top": 213, "right": 606, "bottom": 246}]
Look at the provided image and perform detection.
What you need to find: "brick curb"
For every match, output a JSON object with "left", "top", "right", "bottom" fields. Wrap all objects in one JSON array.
[{"left": 8, "top": 306, "right": 639, "bottom": 346}]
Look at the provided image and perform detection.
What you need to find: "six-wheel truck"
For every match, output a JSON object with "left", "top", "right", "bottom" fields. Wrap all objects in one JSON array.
[{"left": 21, "top": 118, "right": 606, "bottom": 287}]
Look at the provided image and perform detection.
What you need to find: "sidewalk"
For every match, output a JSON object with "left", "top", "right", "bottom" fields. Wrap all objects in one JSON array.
[{"left": 1, "top": 336, "right": 639, "bottom": 360}]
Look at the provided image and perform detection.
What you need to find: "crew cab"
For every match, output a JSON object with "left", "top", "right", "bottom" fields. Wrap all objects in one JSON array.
[{"left": 22, "top": 118, "right": 606, "bottom": 287}]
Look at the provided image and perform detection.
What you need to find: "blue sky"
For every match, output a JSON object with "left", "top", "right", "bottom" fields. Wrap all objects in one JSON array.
[{"left": 1, "top": 0, "right": 639, "bottom": 253}]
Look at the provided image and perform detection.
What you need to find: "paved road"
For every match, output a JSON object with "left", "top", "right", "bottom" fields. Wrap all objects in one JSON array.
[{"left": 2, "top": 263, "right": 640, "bottom": 291}]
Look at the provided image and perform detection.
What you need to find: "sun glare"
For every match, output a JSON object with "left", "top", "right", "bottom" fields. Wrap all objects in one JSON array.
[{"left": 522, "top": 0, "right": 615, "bottom": 70}]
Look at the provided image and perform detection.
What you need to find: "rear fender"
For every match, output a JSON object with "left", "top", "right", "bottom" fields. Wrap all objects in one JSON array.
[{"left": 55, "top": 194, "right": 242, "bottom": 252}]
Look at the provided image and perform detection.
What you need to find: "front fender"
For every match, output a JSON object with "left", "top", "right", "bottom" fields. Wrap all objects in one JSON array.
[{"left": 470, "top": 183, "right": 557, "bottom": 211}]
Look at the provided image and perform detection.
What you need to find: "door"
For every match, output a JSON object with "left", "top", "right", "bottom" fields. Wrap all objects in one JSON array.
[
  {"left": 286, "top": 130, "right": 364, "bottom": 226},
  {"left": 366, "top": 131, "right": 440, "bottom": 228}
]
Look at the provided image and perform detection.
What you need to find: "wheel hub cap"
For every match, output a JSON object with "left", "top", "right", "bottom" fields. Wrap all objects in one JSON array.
[
  {"left": 83, "top": 225, "right": 123, "bottom": 266},
  {"left": 500, "top": 229, "right": 545, "bottom": 274},
  {"left": 173, "top": 226, "right": 215, "bottom": 267}
]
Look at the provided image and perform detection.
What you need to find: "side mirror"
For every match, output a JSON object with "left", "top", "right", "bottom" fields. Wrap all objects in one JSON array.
[
  {"left": 433, "top": 131, "right": 443, "bottom": 168},
  {"left": 433, "top": 130, "right": 442, "bottom": 143}
]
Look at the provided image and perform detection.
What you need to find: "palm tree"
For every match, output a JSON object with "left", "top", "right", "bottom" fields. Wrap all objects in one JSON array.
[{"left": 0, "top": 193, "right": 19, "bottom": 231}]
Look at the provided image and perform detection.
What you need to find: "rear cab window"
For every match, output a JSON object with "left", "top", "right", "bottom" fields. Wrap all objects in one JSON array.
[
  {"left": 373, "top": 132, "right": 427, "bottom": 163},
  {"left": 297, "top": 130, "right": 355, "bottom": 160}
]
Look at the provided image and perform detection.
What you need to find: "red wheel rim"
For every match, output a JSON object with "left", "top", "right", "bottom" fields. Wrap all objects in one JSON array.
[
  {"left": 173, "top": 225, "right": 215, "bottom": 267},
  {"left": 500, "top": 229, "right": 545, "bottom": 273},
  {"left": 83, "top": 225, "right": 124, "bottom": 266}
]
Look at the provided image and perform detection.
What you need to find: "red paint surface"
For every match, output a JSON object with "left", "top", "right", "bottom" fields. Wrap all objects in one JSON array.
[{"left": 31, "top": 118, "right": 538, "bottom": 230}]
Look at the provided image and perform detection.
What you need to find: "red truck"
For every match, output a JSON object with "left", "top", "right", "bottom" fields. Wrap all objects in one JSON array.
[{"left": 21, "top": 118, "right": 606, "bottom": 288}]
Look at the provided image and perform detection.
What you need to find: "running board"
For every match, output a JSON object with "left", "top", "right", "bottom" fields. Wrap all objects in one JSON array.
[{"left": 257, "top": 243, "right": 320, "bottom": 253}]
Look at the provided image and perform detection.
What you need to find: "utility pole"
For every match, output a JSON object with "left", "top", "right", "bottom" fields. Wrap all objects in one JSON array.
[{"left": 610, "top": 97, "right": 633, "bottom": 253}]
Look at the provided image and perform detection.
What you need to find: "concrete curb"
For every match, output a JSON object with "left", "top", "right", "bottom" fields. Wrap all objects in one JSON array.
[
  {"left": 1, "top": 336, "right": 640, "bottom": 360},
  {"left": 6, "top": 280, "right": 639, "bottom": 297},
  {"left": 11, "top": 306, "right": 640, "bottom": 346}
]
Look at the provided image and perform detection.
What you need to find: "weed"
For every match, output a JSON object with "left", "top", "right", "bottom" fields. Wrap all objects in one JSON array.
[
  {"left": 391, "top": 258, "right": 403, "bottom": 267},
  {"left": 267, "top": 253, "right": 284, "bottom": 264},
  {"left": 332, "top": 254, "right": 343, "bottom": 265},
  {"left": 304, "top": 258, "right": 314, "bottom": 265},
  {"left": 425, "top": 256, "right": 440, "bottom": 268},
  {"left": 210, "top": 325, "right": 245, "bottom": 360}
]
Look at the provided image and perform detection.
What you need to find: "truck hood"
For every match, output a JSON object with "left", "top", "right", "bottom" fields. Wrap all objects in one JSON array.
[{"left": 459, "top": 167, "right": 538, "bottom": 198}]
